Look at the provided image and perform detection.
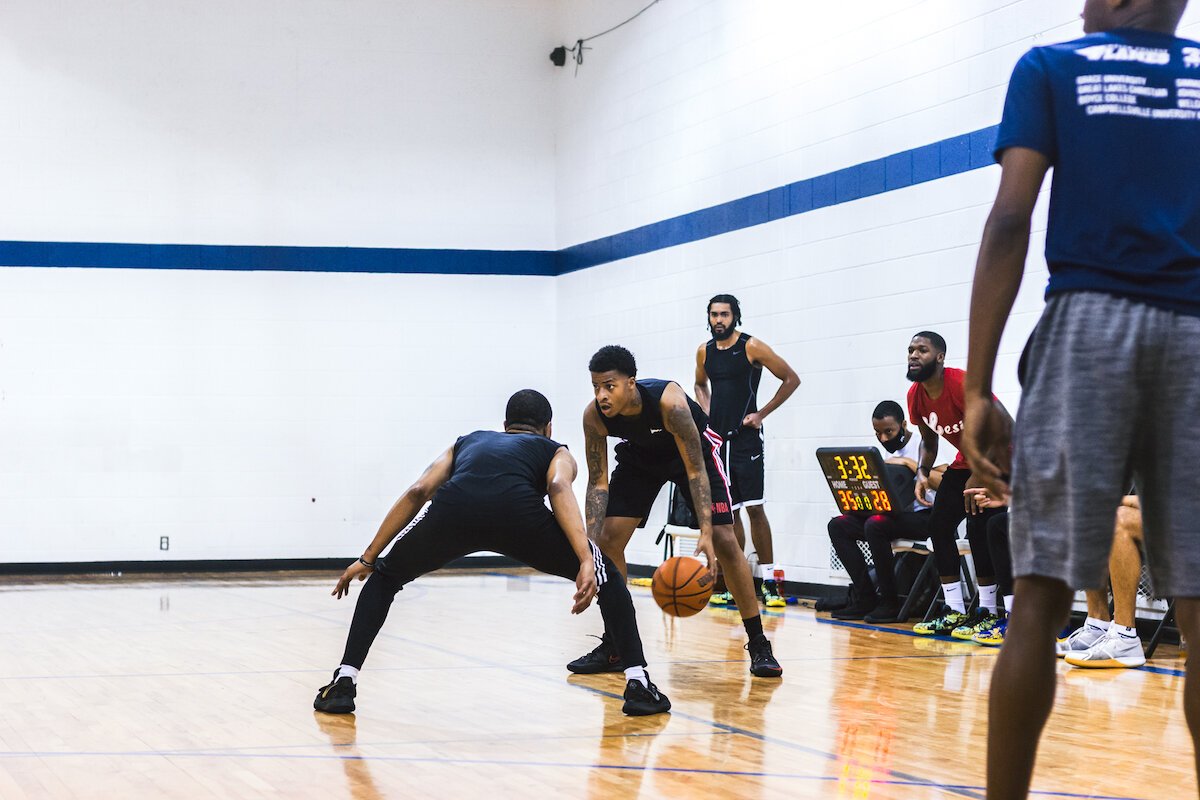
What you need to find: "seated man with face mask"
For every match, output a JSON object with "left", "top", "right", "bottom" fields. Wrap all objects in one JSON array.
[{"left": 825, "top": 401, "right": 934, "bottom": 623}]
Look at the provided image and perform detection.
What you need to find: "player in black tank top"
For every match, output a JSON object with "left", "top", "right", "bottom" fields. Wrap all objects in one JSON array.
[
  {"left": 312, "top": 390, "right": 670, "bottom": 717},
  {"left": 568, "top": 345, "right": 783, "bottom": 679},
  {"left": 695, "top": 295, "right": 800, "bottom": 609}
]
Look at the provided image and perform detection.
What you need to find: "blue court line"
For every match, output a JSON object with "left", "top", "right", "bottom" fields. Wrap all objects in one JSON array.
[
  {"left": 0, "top": 127, "right": 999, "bottom": 276},
  {"left": 0, "top": 748, "right": 1142, "bottom": 798}
]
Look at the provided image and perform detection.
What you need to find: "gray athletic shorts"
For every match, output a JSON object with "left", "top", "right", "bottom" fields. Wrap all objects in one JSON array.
[{"left": 1009, "top": 290, "right": 1200, "bottom": 597}]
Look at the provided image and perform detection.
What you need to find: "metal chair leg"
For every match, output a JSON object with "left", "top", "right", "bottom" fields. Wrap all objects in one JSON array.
[{"left": 1145, "top": 599, "right": 1176, "bottom": 659}]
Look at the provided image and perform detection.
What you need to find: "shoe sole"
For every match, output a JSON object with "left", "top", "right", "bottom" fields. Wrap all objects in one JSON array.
[
  {"left": 973, "top": 638, "right": 1003, "bottom": 647},
  {"left": 750, "top": 666, "right": 783, "bottom": 678},
  {"left": 314, "top": 700, "right": 355, "bottom": 714},
  {"left": 566, "top": 662, "right": 624, "bottom": 675},
  {"left": 622, "top": 700, "right": 671, "bottom": 715},
  {"left": 1063, "top": 656, "right": 1145, "bottom": 668}
]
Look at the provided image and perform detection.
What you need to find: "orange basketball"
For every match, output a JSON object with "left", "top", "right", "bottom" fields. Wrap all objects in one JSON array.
[{"left": 651, "top": 556, "right": 714, "bottom": 617}]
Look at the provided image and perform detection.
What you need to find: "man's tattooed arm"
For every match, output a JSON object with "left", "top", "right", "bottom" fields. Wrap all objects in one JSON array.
[
  {"left": 582, "top": 405, "right": 610, "bottom": 542},
  {"left": 662, "top": 388, "right": 713, "bottom": 533}
]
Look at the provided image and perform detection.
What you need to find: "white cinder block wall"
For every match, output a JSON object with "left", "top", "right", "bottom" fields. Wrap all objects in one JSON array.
[
  {"left": 4, "top": 1, "right": 1199, "bottom": 569},
  {"left": 0, "top": 0, "right": 561, "bottom": 562},
  {"left": 551, "top": 1, "right": 1200, "bottom": 582}
]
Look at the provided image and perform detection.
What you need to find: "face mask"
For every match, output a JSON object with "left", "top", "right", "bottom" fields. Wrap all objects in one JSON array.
[{"left": 881, "top": 429, "right": 909, "bottom": 454}]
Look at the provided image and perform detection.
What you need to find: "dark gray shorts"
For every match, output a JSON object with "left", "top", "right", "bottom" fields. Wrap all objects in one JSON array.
[{"left": 1009, "top": 290, "right": 1200, "bottom": 597}]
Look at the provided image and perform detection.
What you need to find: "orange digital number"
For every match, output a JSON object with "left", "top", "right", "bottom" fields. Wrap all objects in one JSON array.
[{"left": 879, "top": 491, "right": 892, "bottom": 511}]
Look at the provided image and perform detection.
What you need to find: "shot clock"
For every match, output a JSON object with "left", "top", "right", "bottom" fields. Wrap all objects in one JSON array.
[{"left": 815, "top": 447, "right": 911, "bottom": 515}]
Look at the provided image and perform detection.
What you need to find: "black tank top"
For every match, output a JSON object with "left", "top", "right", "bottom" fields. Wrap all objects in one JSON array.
[
  {"left": 595, "top": 378, "right": 711, "bottom": 460},
  {"left": 705, "top": 332, "right": 762, "bottom": 437},
  {"left": 434, "top": 430, "right": 563, "bottom": 513}
]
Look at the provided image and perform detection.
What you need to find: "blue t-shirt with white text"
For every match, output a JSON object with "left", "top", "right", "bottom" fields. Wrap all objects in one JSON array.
[{"left": 994, "top": 29, "right": 1200, "bottom": 314}]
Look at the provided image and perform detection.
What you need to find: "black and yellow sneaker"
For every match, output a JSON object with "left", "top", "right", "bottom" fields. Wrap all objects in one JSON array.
[
  {"left": 567, "top": 634, "right": 623, "bottom": 674},
  {"left": 746, "top": 635, "right": 783, "bottom": 678},
  {"left": 912, "top": 608, "right": 971, "bottom": 636},
  {"left": 761, "top": 580, "right": 786, "bottom": 608},
  {"left": 622, "top": 673, "right": 671, "bottom": 716},
  {"left": 313, "top": 670, "right": 356, "bottom": 714}
]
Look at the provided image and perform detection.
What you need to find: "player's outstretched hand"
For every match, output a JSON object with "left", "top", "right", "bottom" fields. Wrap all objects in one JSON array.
[
  {"left": 332, "top": 559, "right": 374, "bottom": 599},
  {"left": 694, "top": 533, "right": 719, "bottom": 581},
  {"left": 962, "top": 394, "right": 1012, "bottom": 504},
  {"left": 572, "top": 561, "right": 597, "bottom": 614}
]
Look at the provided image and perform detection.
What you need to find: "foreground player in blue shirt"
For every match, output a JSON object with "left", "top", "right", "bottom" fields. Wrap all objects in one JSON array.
[{"left": 961, "top": 1, "right": 1200, "bottom": 796}]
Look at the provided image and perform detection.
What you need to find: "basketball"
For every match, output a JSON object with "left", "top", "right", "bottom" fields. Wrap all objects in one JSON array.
[{"left": 651, "top": 556, "right": 714, "bottom": 617}]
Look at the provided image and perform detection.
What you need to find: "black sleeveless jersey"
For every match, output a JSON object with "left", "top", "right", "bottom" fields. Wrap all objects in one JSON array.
[
  {"left": 433, "top": 430, "right": 563, "bottom": 513},
  {"left": 705, "top": 332, "right": 762, "bottom": 437},
  {"left": 596, "top": 378, "right": 710, "bottom": 460}
]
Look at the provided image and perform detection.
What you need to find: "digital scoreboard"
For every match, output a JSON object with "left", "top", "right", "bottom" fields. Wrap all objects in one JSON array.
[{"left": 815, "top": 447, "right": 905, "bottom": 515}]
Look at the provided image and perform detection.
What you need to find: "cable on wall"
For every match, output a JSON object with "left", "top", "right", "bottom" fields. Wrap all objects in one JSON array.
[{"left": 549, "top": 0, "right": 663, "bottom": 74}]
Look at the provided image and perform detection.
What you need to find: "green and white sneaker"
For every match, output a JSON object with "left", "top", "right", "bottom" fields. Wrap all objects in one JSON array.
[
  {"left": 709, "top": 591, "right": 735, "bottom": 607},
  {"left": 952, "top": 611, "right": 1002, "bottom": 641},
  {"left": 913, "top": 609, "right": 971, "bottom": 636}
]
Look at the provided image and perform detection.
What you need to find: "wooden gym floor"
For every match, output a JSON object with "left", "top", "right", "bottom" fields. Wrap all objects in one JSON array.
[{"left": 0, "top": 569, "right": 1189, "bottom": 799}]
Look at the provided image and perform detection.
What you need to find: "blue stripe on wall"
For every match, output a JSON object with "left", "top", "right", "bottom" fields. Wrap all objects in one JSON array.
[
  {"left": 556, "top": 125, "right": 999, "bottom": 274},
  {"left": 0, "top": 241, "right": 559, "bottom": 277},
  {"left": 0, "top": 126, "right": 998, "bottom": 278}
]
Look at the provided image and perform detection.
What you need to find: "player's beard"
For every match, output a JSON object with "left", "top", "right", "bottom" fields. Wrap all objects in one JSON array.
[
  {"left": 711, "top": 324, "right": 736, "bottom": 342},
  {"left": 907, "top": 361, "right": 936, "bottom": 382}
]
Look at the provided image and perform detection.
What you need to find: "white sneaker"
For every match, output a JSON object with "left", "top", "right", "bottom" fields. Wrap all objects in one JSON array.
[
  {"left": 1056, "top": 623, "right": 1107, "bottom": 657},
  {"left": 1063, "top": 628, "right": 1146, "bottom": 669}
]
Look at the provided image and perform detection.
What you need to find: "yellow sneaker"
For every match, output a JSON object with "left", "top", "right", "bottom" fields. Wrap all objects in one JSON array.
[
  {"left": 972, "top": 619, "right": 1007, "bottom": 646},
  {"left": 761, "top": 580, "right": 786, "bottom": 608},
  {"left": 709, "top": 591, "right": 734, "bottom": 606}
]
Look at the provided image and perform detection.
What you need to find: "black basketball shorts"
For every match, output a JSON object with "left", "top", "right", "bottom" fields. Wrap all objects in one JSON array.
[
  {"left": 722, "top": 427, "right": 765, "bottom": 510},
  {"left": 605, "top": 429, "right": 735, "bottom": 526}
]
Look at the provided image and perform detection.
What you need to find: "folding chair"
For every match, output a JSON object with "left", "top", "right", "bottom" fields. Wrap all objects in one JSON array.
[{"left": 1145, "top": 598, "right": 1178, "bottom": 659}]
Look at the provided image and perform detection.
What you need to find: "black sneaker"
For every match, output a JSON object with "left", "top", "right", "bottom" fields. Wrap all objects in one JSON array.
[
  {"left": 567, "top": 634, "right": 623, "bottom": 674},
  {"left": 863, "top": 597, "right": 904, "bottom": 624},
  {"left": 621, "top": 673, "right": 671, "bottom": 716},
  {"left": 313, "top": 670, "right": 356, "bottom": 714},
  {"left": 831, "top": 593, "right": 880, "bottom": 620},
  {"left": 746, "top": 635, "right": 783, "bottom": 678}
]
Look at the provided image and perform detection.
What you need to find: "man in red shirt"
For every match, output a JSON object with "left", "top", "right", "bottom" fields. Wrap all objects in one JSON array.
[{"left": 906, "top": 331, "right": 1009, "bottom": 638}]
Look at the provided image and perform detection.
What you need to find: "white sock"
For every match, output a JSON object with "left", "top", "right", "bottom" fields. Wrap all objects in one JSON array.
[
  {"left": 337, "top": 664, "right": 360, "bottom": 683},
  {"left": 1003, "top": 595, "right": 1015, "bottom": 617},
  {"left": 1085, "top": 616, "right": 1111, "bottom": 632},
  {"left": 942, "top": 582, "right": 965, "bottom": 613},
  {"left": 978, "top": 584, "right": 998, "bottom": 614},
  {"left": 624, "top": 666, "right": 648, "bottom": 687},
  {"left": 760, "top": 563, "right": 774, "bottom": 581},
  {"left": 1111, "top": 624, "right": 1138, "bottom": 639}
]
